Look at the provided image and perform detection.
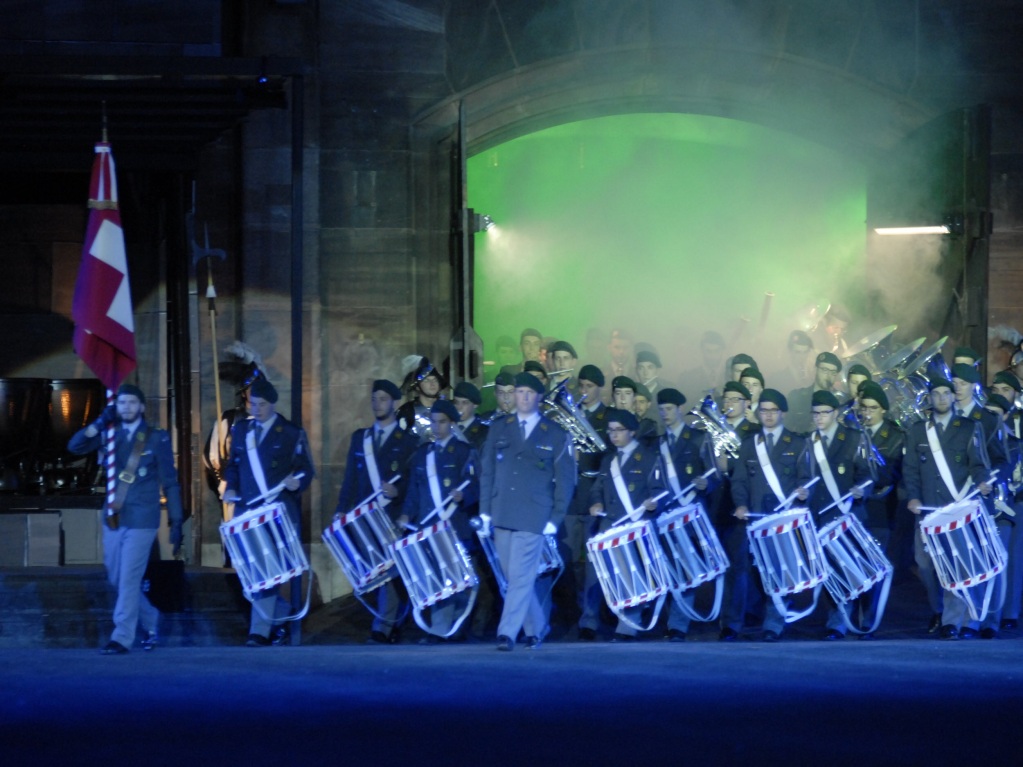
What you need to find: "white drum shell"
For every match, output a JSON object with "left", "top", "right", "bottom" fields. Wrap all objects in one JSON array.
[
  {"left": 920, "top": 500, "right": 1007, "bottom": 591},
  {"left": 220, "top": 502, "right": 309, "bottom": 598},
  {"left": 655, "top": 502, "right": 729, "bottom": 591},
  {"left": 746, "top": 508, "right": 827, "bottom": 596},
  {"left": 817, "top": 513, "right": 893, "bottom": 604},
  {"left": 321, "top": 501, "right": 398, "bottom": 595},
  {"left": 391, "top": 519, "right": 477, "bottom": 610},
  {"left": 586, "top": 520, "right": 672, "bottom": 609}
]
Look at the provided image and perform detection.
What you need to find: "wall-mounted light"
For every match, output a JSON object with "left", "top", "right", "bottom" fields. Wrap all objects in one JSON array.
[
  {"left": 471, "top": 212, "right": 495, "bottom": 233},
  {"left": 874, "top": 213, "right": 965, "bottom": 236}
]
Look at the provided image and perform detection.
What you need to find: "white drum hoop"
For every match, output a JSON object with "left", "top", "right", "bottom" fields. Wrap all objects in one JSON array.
[
  {"left": 817, "top": 513, "right": 893, "bottom": 634},
  {"left": 656, "top": 502, "right": 729, "bottom": 590},
  {"left": 586, "top": 520, "right": 671, "bottom": 631},
  {"left": 220, "top": 502, "right": 310, "bottom": 598},
  {"left": 920, "top": 500, "right": 1008, "bottom": 622},
  {"left": 746, "top": 508, "right": 826, "bottom": 624},
  {"left": 321, "top": 500, "right": 398, "bottom": 596}
]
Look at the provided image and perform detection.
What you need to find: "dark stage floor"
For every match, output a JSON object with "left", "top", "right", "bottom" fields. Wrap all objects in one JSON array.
[{"left": 3, "top": 630, "right": 1023, "bottom": 766}]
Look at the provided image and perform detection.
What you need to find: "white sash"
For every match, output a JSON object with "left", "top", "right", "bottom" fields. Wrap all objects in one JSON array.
[
  {"left": 754, "top": 434, "right": 786, "bottom": 507},
  {"left": 245, "top": 426, "right": 270, "bottom": 500},
  {"left": 426, "top": 448, "right": 457, "bottom": 521},
  {"left": 813, "top": 434, "right": 850, "bottom": 514},
  {"left": 926, "top": 420, "right": 972, "bottom": 502},
  {"left": 610, "top": 454, "right": 639, "bottom": 521},
  {"left": 362, "top": 429, "right": 390, "bottom": 508},
  {"left": 659, "top": 439, "right": 693, "bottom": 505}
]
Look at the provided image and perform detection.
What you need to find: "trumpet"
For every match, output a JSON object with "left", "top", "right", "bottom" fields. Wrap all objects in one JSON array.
[
  {"left": 689, "top": 395, "right": 741, "bottom": 459},
  {"left": 541, "top": 381, "right": 607, "bottom": 453}
]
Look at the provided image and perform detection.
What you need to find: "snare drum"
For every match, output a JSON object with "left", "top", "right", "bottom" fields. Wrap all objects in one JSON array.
[
  {"left": 817, "top": 513, "right": 892, "bottom": 604},
  {"left": 392, "top": 519, "right": 478, "bottom": 609},
  {"left": 747, "top": 508, "right": 827, "bottom": 596},
  {"left": 220, "top": 502, "right": 310, "bottom": 599},
  {"left": 920, "top": 499, "right": 1007, "bottom": 621},
  {"left": 322, "top": 500, "right": 398, "bottom": 595},
  {"left": 586, "top": 520, "right": 671, "bottom": 630},
  {"left": 656, "top": 502, "right": 729, "bottom": 591}
]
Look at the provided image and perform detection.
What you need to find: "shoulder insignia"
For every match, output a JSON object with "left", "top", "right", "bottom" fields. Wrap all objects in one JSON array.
[
  {"left": 782, "top": 435, "right": 792, "bottom": 443},
  {"left": 683, "top": 431, "right": 691, "bottom": 440},
  {"left": 275, "top": 424, "right": 284, "bottom": 433},
  {"left": 837, "top": 432, "right": 845, "bottom": 441},
  {"left": 394, "top": 431, "right": 404, "bottom": 440},
  {"left": 595, "top": 411, "right": 606, "bottom": 421},
  {"left": 634, "top": 452, "right": 642, "bottom": 461},
  {"left": 972, "top": 410, "right": 981, "bottom": 420}
]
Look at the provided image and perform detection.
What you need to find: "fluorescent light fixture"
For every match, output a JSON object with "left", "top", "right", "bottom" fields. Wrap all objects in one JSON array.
[{"left": 874, "top": 225, "right": 950, "bottom": 235}]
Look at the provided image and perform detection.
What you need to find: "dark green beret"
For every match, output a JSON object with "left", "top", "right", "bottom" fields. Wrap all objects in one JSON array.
[
  {"left": 549, "top": 340, "right": 578, "bottom": 358},
  {"left": 431, "top": 399, "right": 459, "bottom": 422},
  {"left": 514, "top": 372, "right": 545, "bottom": 394},
  {"left": 985, "top": 393, "right": 1011, "bottom": 414},
  {"left": 250, "top": 378, "right": 278, "bottom": 403},
  {"left": 953, "top": 346, "right": 979, "bottom": 361},
  {"left": 723, "top": 381, "right": 751, "bottom": 400},
  {"left": 657, "top": 388, "right": 686, "bottom": 406},
  {"left": 373, "top": 379, "right": 401, "bottom": 400},
  {"left": 847, "top": 364, "right": 872, "bottom": 380},
  {"left": 993, "top": 371, "right": 1022, "bottom": 393},
  {"left": 523, "top": 360, "right": 548, "bottom": 377},
  {"left": 635, "top": 382, "right": 653, "bottom": 400},
  {"left": 858, "top": 381, "right": 889, "bottom": 411},
  {"left": 636, "top": 350, "right": 662, "bottom": 368},
  {"left": 578, "top": 364, "right": 605, "bottom": 386},
  {"left": 928, "top": 375, "right": 954, "bottom": 392},
  {"left": 612, "top": 376, "right": 637, "bottom": 392},
  {"left": 811, "top": 390, "right": 841, "bottom": 409},
  {"left": 117, "top": 383, "right": 145, "bottom": 404},
  {"left": 494, "top": 372, "right": 516, "bottom": 387},
  {"left": 606, "top": 408, "right": 638, "bottom": 431},
  {"left": 452, "top": 381, "right": 481, "bottom": 404},
  {"left": 739, "top": 367, "right": 764, "bottom": 386},
  {"left": 816, "top": 352, "right": 842, "bottom": 372},
  {"left": 732, "top": 353, "right": 757, "bottom": 367},
  {"left": 759, "top": 389, "right": 788, "bottom": 412},
  {"left": 952, "top": 362, "right": 981, "bottom": 385}
]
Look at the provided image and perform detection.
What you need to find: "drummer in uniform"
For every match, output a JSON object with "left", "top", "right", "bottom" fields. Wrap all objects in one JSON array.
[
  {"left": 795, "top": 390, "right": 873, "bottom": 640},
  {"left": 396, "top": 400, "right": 480, "bottom": 642},
  {"left": 581, "top": 408, "right": 666, "bottom": 641},
  {"left": 786, "top": 352, "right": 842, "bottom": 435},
  {"left": 611, "top": 375, "right": 659, "bottom": 446},
  {"left": 452, "top": 381, "right": 488, "bottom": 451},
  {"left": 731, "top": 389, "right": 808, "bottom": 642},
  {"left": 903, "top": 375, "right": 995, "bottom": 640},
  {"left": 989, "top": 371, "right": 1023, "bottom": 631},
  {"left": 223, "top": 378, "right": 315, "bottom": 647},
  {"left": 656, "top": 388, "right": 718, "bottom": 641},
  {"left": 337, "top": 379, "right": 418, "bottom": 644}
]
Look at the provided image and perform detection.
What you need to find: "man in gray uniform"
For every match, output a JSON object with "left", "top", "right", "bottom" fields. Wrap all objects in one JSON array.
[
  {"left": 479, "top": 372, "right": 576, "bottom": 651},
  {"left": 68, "top": 383, "right": 184, "bottom": 654}
]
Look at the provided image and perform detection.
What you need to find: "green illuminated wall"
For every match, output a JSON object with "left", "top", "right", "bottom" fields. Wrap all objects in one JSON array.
[{"left": 469, "top": 113, "right": 867, "bottom": 376}]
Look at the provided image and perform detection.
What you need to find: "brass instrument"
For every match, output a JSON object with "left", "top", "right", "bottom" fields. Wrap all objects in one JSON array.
[
  {"left": 541, "top": 381, "right": 607, "bottom": 453},
  {"left": 689, "top": 395, "right": 741, "bottom": 459}
]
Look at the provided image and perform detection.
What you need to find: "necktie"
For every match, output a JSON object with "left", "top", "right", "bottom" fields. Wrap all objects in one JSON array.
[
  {"left": 937, "top": 421, "right": 945, "bottom": 437},
  {"left": 668, "top": 432, "right": 677, "bottom": 449},
  {"left": 519, "top": 420, "right": 527, "bottom": 440},
  {"left": 254, "top": 423, "right": 263, "bottom": 445},
  {"left": 766, "top": 432, "right": 775, "bottom": 451},
  {"left": 822, "top": 435, "right": 830, "bottom": 450},
  {"left": 121, "top": 427, "right": 131, "bottom": 444},
  {"left": 374, "top": 428, "right": 382, "bottom": 451},
  {"left": 617, "top": 449, "right": 626, "bottom": 465}
]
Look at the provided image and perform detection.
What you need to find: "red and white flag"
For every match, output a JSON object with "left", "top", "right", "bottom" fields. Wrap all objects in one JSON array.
[{"left": 72, "top": 140, "right": 136, "bottom": 390}]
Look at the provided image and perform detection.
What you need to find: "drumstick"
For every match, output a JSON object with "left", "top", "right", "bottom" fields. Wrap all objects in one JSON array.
[
  {"left": 918, "top": 473, "right": 1000, "bottom": 513},
  {"left": 673, "top": 468, "right": 716, "bottom": 504},
  {"left": 612, "top": 490, "right": 670, "bottom": 527},
  {"left": 816, "top": 480, "right": 873, "bottom": 515},
  {"left": 773, "top": 476, "right": 819, "bottom": 512},
  {"left": 415, "top": 480, "right": 472, "bottom": 528},
  {"left": 335, "top": 474, "right": 403, "bottom": 521},
  {"left": 244, "top": 472, "right": 306, "bottom": 507}
]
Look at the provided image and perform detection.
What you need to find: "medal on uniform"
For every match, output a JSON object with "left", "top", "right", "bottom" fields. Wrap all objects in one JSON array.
[
  {"left": 686, "top": 464, "right": 693, "bottom": 475},
  {"left": 138, "top": 467, "right": 147, "bottom": 477},
  {"left": 838, "top": 465, "right": 845, "bottom": 475},
  {"left": 443, "top": 478, "right": 451, "bottom": 487}
]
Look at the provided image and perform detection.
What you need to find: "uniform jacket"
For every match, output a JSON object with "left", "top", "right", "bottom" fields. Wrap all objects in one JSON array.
[
  {"left": 658, "top": 425, "right": 718, "bottom": 507},
  {"left": 460, "top": 418, "right": 489, "bottom": 452},
  {"left": 224, "top": 415, "right": 315, "bottom": 521},
  {"left": 337, "top": 424, "right": 417, "bottom": 520},
  {"left": 69, "top": 419, "right": 183, "bottom": 530},
  {"left": 403, "top": 439, "right": 480, "bottom": 540},
  {"left": 731, "top": 428, "right": 808, "bottom": 515},
  {"left": 480, "top": 413, "right": 576, "bottom": 534},
  {"left": 590, "top": 442, "right": 666, "bottom": 532},
  {"left": 800, "top": 424, "right": 872, "bottom": 524},
  {"left": 902, "top": 415, "right": 990, "bottom": 507},
  {"left": 864, "top": 419, "right": 905, "bottom": 530}
]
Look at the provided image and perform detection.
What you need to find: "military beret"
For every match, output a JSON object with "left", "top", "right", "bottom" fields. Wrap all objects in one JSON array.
[
  {"left": 985, "top": 393, "right": 1012, "bottom": 414},
  {"left": 847, "top": 364, "right": 872, "bottom": 380},
  {"left": 732, "top": 353, "right": 757, "bottom": 367},
  {"left": 549, "top": 340, "right": 578, "bottom": 358},
  {"left": 858, "top": 381, "right": 889, "bottom": 411},
  {"left": 722, "top": 381, "right": 751, "bottom": 400},
  {"left": 606, "top": 408, "right": 639, "bottom": 431},
  {"left": 431, "top": 399, "right": 459, "bottom": 422},
  {"left": 520, "top": 327, "right": 543, "bottom": 342},
  {"left": 816, "top": 352, "right": 842, "bottom": 372},
  {"left": 928, "top": 375, "right": 954, "bottom": 392},
  {"left": 700, "top": 330, "right": 726, "bottom": 348},
  {"left": 372, "top": 379, "right": 402, "bottom": 400},
  {"left": 452, "top": 381, "right": 481, "bottom": 405},
  {"left": 811, "top": 390, "right": 841, "bottom": 409},
  {"left": 612, "top": 376, "right": 637, "bottom": 392},
  {"left": 739, "top": 367, "right": 764, "bottom": 386},
  {"left": 117, "top": 383, "right": 145, "bottom": 404},
  {"left": 636, "top": 350, "right": 662, "bottom": 368},
  {"left": 952, "top": 362, "right": 981, "bottom": 385},
  {"left": 953, "top": 346, "right": 980, "bottom": 362},
  {"left": 494, "top": 372, "right": 516, "bottom": 387},
  {"left": 249, "top": 378, "right": 278, "bottom": 403},
  {"left": 523, "top": 360, "right": 547, "bottom": 376},
  {"left": 993, "top": 371, "right": 1022, "bottom": 393},
  {"left": 635, "top": 382, "right": 653, "bottom": 401},
  {"left": 759, "top": 389, "right": 788, "bottom": 412},
  {"left": 657, "top": 388, "right": 686, "bottom": 406},
  {"left": 578, "top": 364, "right": 605, "bottom": 387},
  {"left": 514, "top": 372, "right": 545, "bottom": 394}
]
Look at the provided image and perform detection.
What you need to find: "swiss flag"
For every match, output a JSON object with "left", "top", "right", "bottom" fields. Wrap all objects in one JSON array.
[{"left": 72, "top": 141, "right": 136, "bottom": 390}]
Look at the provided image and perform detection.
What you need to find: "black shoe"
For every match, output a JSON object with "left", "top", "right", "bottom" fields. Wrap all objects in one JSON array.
[
  {"left": 611, "top": 633, "right": 637, "bottom": 643},
  {"left": 418, "top": 635, "right": 442, "bottom": 645},
  {"left": 1000, "top": 618, "right": 1018, "bottom": 630},
  {"left": 525, "top": 635, "right": 542, "bottom": 650},
  {"left": 980, "top": 628, "right": 998, "bottom": 639},
  {"left": 959, "top": 627, "right": 979, "bottom": 640},
  {"left": 367, "top": 630, "right": 391, "bottom": 645},
  {"left": 667, "top": 629, "right": 687, "bottom": 643},
  {"left": 271, "top": 626, "right": 289, "bottom": 646},
  {"left": 100, "top": 640, "right": 129, "bottom": 655},
  {"left": 939, "top": 625, "right": 958, "bottom": 641},
  {"left": 140, "top": 631, "right": 158, "bottom": 652},
  {"left": 718, "top": 627, "right": 739, "bottom": 642},
  {"left": 823, "top": 629, "right": 845, "bottom": 641},
  {"left": 927, "top": 613, "right": 942, "bottom": 633},
  {"left": 245, "top": 634, "right": 271, "bottom": 647},
  {"left": 577, "top": 627, "right": 597, "bottom": 641},
  {"left": 858, "top": 632, "right": 877, "bottom": 641},
  {"left": 762, "top": 630, "right": 780, "bottom": 643},
  {"left": 496, "top": 635, "right": 514, "bottom": 652}
]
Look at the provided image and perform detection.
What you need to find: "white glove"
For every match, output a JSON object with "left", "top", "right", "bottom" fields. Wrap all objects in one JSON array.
[
  {"left": 478, "top": 513, "right": 492, "bottom": 538},
  {"left": 542, "top": 521, "right": 557, "bottom": 536}
]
